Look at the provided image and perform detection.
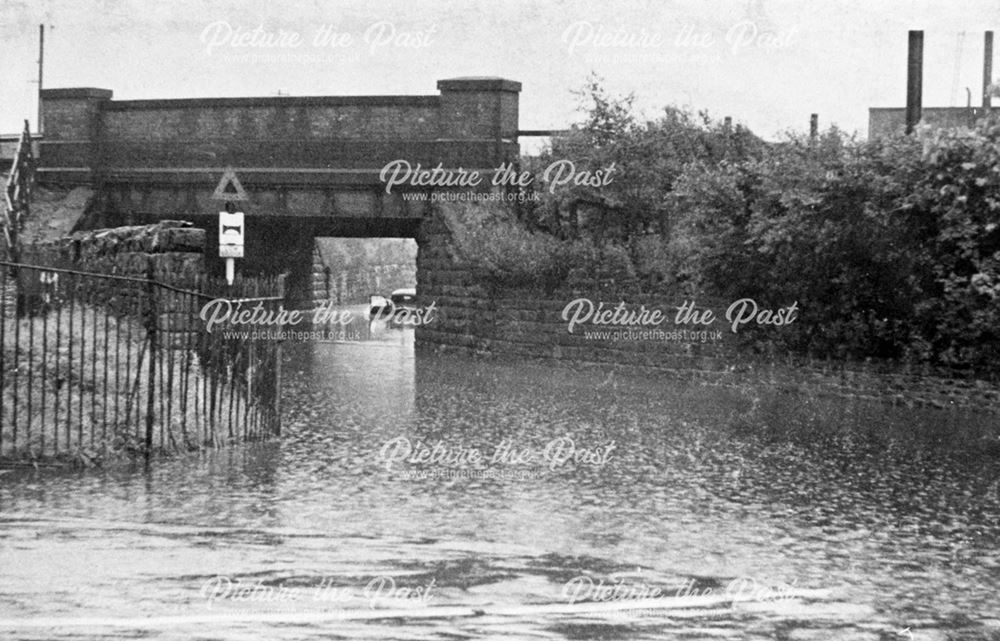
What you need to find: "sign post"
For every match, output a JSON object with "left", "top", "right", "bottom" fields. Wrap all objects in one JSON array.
[
  {"left": 211, "top": 168, "right": 250, "bottom": 286},
  {"left": 218, "top": 210, "right": 244, "bottom": 285}
]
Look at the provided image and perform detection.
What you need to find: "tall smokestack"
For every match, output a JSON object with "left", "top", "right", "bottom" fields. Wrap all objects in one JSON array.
[
  {"left": 985, "top": 31, "right": 994, "bottom": 110},
  {"left": 906, "top": 30, "right": 924, "bottom": 134}
]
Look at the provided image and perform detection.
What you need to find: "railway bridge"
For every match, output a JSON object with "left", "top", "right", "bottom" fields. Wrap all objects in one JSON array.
[{"left": 36, "top": 77, "right": 523, "bottom": 306}]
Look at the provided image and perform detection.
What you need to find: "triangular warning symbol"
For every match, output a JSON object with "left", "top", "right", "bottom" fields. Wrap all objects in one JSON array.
[{"left": 211, "top": 167, "right": 249, "bottom": 202}]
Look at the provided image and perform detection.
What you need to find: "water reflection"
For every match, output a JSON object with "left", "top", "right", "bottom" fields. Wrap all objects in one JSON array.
[{"left": 1, "top": 329, "right": 999, "bottom": 640}]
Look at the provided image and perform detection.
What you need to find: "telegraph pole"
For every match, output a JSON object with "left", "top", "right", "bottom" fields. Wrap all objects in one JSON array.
[{"left": 37, "top": 24, "right": 44, "bottom": 134}]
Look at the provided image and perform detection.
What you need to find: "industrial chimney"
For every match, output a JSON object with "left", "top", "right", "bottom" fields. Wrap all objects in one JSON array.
[
  {"left": 984, "top": 31, "right": 994, "bottom": 111},
  {"left": 906, "top": 30, "right": 924, "bottom": 134}
]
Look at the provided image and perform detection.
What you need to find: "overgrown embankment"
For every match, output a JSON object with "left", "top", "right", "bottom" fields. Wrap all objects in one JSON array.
[{"left": 415, "top": 82, "right": 1000, "bottom": 421}]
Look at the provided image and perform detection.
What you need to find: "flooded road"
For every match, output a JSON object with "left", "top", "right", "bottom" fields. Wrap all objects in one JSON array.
[{"left": 2, "top": 315, "right": 1000, "bottom": 640}]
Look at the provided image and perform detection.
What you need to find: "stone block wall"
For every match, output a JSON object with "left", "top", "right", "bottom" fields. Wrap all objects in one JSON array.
[
  {"left": 311, "top": 252, "right": 416, "bottom": 305},
  {"left": 415, "top": 207, "right": 1000, "bottom": 415},
  {"left": 22, "top": 221, "right": 207, "bottom": 349}
]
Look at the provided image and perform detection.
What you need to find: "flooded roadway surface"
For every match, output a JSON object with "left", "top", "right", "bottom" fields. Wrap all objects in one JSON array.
[{"left": 2, "top": 307, "right": 1000, "bottom": 640}]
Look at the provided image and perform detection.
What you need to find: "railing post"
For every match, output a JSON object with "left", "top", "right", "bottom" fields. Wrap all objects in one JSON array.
[
  {"left": 273, "top": 337, "right": 282, "bottom": 437},
  {"left": 144, "top": 257, "right": 157, "bottom": 460},
  {"left": 275, "top": 274, "right": 286, "bottom": 436}
]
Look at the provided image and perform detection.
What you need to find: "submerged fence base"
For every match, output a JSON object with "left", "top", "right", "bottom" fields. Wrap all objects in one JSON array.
[{"left": 0, "top": 259, "right": 283, "bottom": 464}]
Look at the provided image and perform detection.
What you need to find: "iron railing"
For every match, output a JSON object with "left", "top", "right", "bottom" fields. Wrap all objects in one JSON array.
[{"left": 0, "top": 257, "right": 283, "bottom": 465}]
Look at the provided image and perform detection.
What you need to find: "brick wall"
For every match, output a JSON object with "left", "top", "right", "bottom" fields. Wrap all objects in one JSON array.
[
  {"left": 102, "top": 100, "right": 442, "bottom": 141},
  {"left": 37, "top": 88, "right": 112, "bottom": 181},
  {"left": 38, "top": 78, "right": 522, "bottom": 184},
  {"left": 311, "top": 251, "right": 416, "bottom": 305},
  {"left": 868, "top": 106, "right": 989, "bottom": 138}
]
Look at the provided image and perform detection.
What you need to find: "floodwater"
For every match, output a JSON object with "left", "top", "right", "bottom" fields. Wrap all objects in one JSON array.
[{"left": 1, "top": 307, "right": 999, "bottom": 640}]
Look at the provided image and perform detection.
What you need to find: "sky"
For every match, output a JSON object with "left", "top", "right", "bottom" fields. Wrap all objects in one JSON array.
[{"left": 1, "top": 0, "right": 999, "bottom": 143}]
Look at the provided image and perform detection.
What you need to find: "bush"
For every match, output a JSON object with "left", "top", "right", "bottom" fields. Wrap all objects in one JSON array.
[
  {"left": 667, "top": 117, "right": 1000, "bottom": 373},
  {"left": 522, "top": 74, "right": 764, "bottom": 242},
  {"left": 439, "top": 201, "right": 635, "bottom": 293},
  {"left": 902, "top": 120, "right": 1000, "bottom": 369},
  {"left": 451, "top": 76, "right": 1000, "bottom": 375}
]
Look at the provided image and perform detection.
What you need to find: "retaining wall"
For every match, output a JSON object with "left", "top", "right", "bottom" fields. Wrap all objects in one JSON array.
[
  {"left": 415, "top": 212, "right": 1000, "bottom": 415},
  {"left": 21, "top": 221, "right": 206, "bottom": 349}
]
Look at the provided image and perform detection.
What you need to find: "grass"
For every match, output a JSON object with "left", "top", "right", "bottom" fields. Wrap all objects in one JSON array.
[{"left": 0, "top": 304, "right": 268, "bottom": 467}]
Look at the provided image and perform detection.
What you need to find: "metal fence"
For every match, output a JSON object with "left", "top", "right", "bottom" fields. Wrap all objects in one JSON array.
[
  {"left": 0, "top": 258, "right": 284, "bottom": 464},
  {"left": 3, "top": 120, "right": 33, "bottom": 260}
]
